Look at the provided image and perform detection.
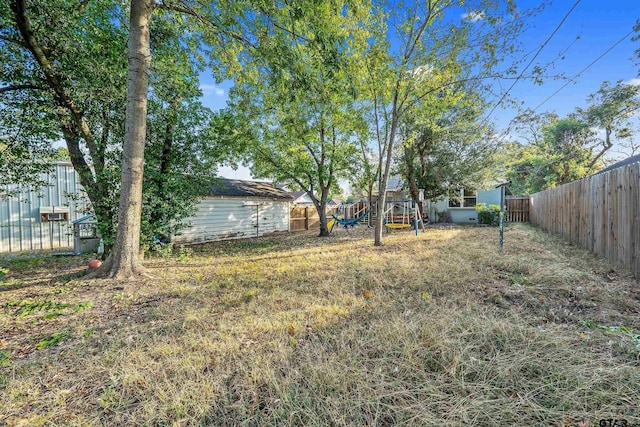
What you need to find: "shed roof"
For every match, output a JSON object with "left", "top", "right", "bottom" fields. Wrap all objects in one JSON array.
[
  {"left": 593, "top": 154, "right": 640, "bottom": 176},
  {"left": 207, "top": 178, "right": 293, "bottom": 200}
]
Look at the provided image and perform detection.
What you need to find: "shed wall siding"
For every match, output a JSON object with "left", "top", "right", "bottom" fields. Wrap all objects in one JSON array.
[
  {"left": 172, "top": 197, "right": 289, "bottom": 244},
  {"left": 0, "top": 164, "right": 89, "bottom": 253}
]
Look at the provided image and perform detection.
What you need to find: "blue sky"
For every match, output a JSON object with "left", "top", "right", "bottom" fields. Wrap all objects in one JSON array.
[
  {"left": 198, "top": 1, "right": 640, "bottom": 180},
  {"left": 490, "top": 0, "right": 639, "bottom": 126}
]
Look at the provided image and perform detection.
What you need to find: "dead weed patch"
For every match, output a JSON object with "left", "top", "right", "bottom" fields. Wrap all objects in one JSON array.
[{"left": 1, "top": 224, "right": 639, "bottom": 426}]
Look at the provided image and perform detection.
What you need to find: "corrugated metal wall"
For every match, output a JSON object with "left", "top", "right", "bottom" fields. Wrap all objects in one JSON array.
[
  {"left": 172, "top": 197, "right": 290, "bottom": 244},
  {"left": 0, "top": 163, "right": 89, "bottom": 253}
]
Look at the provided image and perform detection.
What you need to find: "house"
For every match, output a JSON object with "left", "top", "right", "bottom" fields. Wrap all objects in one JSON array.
[
  {"left": 0, "top": 162, "right": 89, "bottom": 253},
  {"left": 171, "top": 178, "right": 292, "bottom": 244},
  {"left": 356, "top": 173, "right": 504, "bottom": 224},
  {"left": 327, "top": 198, "right": 343, "bottom": 207},
  {"left": 426, "top": 184, "right": 503, "bottom": 224},
  {"left": 385, "top": 176, "right": 408, "bottom": 201},
  {"left": 288, "top": 191, "right": 315, "bottom": 206},
  {"left": 369, "top": 176, "right": 409, "bottom": 202}
]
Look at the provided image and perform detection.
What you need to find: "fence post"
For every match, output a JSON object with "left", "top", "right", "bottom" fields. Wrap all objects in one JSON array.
[{"left": 304, "top": 207, "right": 309, "bottom": 230}]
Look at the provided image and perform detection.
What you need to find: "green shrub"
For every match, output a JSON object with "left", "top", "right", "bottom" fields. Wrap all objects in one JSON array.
[{"left": 476, "top": 203, "right": 501, "bottom": 226}]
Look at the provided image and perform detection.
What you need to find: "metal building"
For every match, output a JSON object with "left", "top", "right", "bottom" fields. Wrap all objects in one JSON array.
[{"left": 0, "top": 163, "right": 89, "bottom": 253}]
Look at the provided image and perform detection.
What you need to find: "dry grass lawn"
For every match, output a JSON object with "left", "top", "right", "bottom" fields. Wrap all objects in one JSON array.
[{"left": 1, "top": 223, "right": 639, "bottom": 426}]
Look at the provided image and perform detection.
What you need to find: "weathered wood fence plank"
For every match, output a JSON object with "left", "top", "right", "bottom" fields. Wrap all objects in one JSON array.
[
  {"left": 506, "top": 197, "right": 530, "bottom": 223},
  {"left": 289, "top": 206, "right": 338, "bottom": 231},
  {"left": 530, "top": 162, "right": 640, "bottom": 279}
]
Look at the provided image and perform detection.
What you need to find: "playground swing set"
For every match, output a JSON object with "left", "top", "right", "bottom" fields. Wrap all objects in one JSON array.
[
  {"left": 327, "top": 203, "right": 369, "bottom": 232},
  {"left": 328, "top": 200, "right": 426, "bottom": 235},
  {"left": 382, "top": 199, "right": 426, "bottom": 235}
]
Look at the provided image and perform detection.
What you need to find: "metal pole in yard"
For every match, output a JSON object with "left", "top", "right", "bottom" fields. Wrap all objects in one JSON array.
[
  {"left": 414, "top": 200, "right": 418, "bottom": 236},
  {"left": 495, "top": 181, "right": 510, "bottom": 253},
  {"left": 499, "top": 185, "right": 504, "bottom": 252}
]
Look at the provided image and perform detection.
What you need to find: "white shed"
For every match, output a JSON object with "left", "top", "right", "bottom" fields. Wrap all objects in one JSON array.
[{"left": 171, "top": 179, "right": 292, "bottom": 244}]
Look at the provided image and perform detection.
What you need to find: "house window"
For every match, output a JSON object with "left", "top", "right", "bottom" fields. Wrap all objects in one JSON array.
[
  {"left": 463, "top": 189, "right": 476, "bottom": 207},
  {"left": 448, "top": 189, "right": 477, "bottom": 208}
]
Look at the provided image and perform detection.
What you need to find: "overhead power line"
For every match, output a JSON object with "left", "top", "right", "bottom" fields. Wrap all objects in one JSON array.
[
  {"left": 533, "top": 28, "right": 635, "bottom": 111},
  {"left": 484, "top": 0, "right": 582, "bottom": 121}
]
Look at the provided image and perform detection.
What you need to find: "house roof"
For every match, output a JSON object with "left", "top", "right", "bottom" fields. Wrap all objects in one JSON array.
[
  {"left": 288, "top": 190, "right": 307, "bottom": 199},
  {"left": 386, "top": 176, "right": 404, "bottom": 191},
  {"left": 207, "top": 178, "right": 293, "bottom": 200},
  {"left": 327, "top": 198, "right": 343, "bottom": 206},
  {"left": 288, "top": 191, "right": 315, "bottom": 204},
  {"left": 593, "top": 154, "right": 640, "bottom": 176}
]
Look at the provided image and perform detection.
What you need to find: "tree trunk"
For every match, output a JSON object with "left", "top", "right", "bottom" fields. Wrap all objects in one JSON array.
[
  {"left": 588, "top": 127, "right": 613, "bottom": 170},
  {"left": 316, "top": 186, "right": 330, "bottom": 237},
  {"left": 318, "top": 206, "right": 329, "bottom": 236},
  {"left": 374, "top": 106, "right": 399, "bottom": 246},
  {"left": 149, "top": 96, "right": 180, "bottom": 230},
  {"left": 367, "top": 184, "right": 373, "bottom": 227},
  {"left": 100, "top": 0, "right": 153, "bottom": 279},
  {"left": 10, "top": 0, "right": 117, "bottom": 251}
]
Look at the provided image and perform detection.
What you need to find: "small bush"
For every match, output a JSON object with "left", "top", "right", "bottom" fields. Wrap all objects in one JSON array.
[
  {"left": 151, "top": 242, "right": 174, "bottom": 258},
  {"left": 476, "top": 203, "right": 501, "bottom": 226},
  {"left": 176, "top": 245, "right": 193, "bottom": 262}
]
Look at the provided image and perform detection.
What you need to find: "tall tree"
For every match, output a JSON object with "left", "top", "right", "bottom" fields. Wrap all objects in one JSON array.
[
  {"left": 398, "top": 104, "right": 499, "bottom": 220},
  {"left": 505, "top": 81, "right": 640, "bottom": 195},
  {"left": 577, "top": 80, "right": 640, "bottom": 168},
  {"left": 101, "top": 0, "right": 154, "bottom": 278},
  {"left": 363, "top": 0, "right": 533, "bottom": 246},
  {"left": 2, "top": 0, "right": 242, "bottom": 276},
  {"left": 2, "top": 0, "right": 128, "bottom": 242},
  {"left": 505, "top": 113, "right": 597, "bottom": 194},
  {"left": 229, "top": 0, "right": 371, "bottom": 236}
]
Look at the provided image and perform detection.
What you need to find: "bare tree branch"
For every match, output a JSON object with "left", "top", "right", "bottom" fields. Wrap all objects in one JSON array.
[{"left": 0, "top": 34, "right": 28, "bottom": 48}]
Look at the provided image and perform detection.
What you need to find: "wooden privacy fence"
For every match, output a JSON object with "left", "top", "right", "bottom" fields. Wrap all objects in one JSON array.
[
  {"left": 506, "top": 196, "right": 530, "bottom": 222},
  {"left": 530, "top": 162, "right": 640, "bottom": 278},
  {"left": 290, "top": 206, "right": 338, "bottom": 231}
]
